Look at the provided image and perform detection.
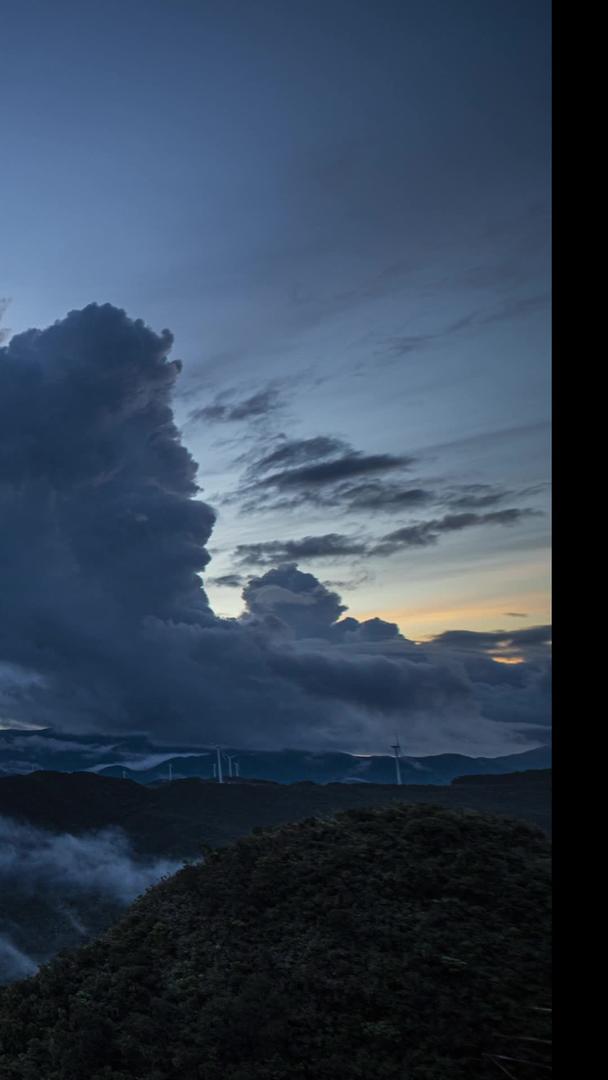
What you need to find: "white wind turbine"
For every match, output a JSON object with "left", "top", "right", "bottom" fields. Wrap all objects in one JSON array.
[{"left": 389, "top": 735, "right": 403, "bottom": 785}]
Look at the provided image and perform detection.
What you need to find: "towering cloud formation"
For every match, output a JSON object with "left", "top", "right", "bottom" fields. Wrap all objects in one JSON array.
[{"left": 0, "top": 305, "right": 549, "bottom": 753}]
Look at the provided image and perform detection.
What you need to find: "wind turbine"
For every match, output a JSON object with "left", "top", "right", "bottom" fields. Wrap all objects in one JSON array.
[
  {"left": 223, "top": 752, "right": 238, "bottom": 778},
  {"left": 215, "top": 746, "right": 224, "bottom": 784},
  {"left": 389, "top": 735, "right": 402, "bottom": 785}
]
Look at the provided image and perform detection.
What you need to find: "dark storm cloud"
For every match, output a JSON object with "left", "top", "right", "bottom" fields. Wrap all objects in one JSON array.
[
  {"left": 242, "top": 563, "right": 347, "bottom": 638},
  {"left": 0, "top": 304, "right": 215, "bottom": 624},
  {"left": 0, "top": 306, "right": 549, "bottom": 754},
  {"left": 241, "top": 565, "right": 550, "bottom": 737},
  {"left": 427, "top": 626, "right": 551, "bottom": 676},
  {"left": 0, "top": 306, "right": 461, "bottom": 747},
  {"left": 424, "top": 625, "right": 551, "bottom": 735},
  {"left": 267, "top": 646, "right": 467, "bottom": 714}
]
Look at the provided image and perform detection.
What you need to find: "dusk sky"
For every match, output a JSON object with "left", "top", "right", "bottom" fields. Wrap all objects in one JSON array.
[{"left": 0, "top": 0, "right": 551, "bottom": 754}]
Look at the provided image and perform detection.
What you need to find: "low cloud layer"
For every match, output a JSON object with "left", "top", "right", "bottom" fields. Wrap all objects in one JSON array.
[
  {"left": 0, "top": 815, "right": 180, "bottom": 983},
  {"left": 0, "top": 817, "right": 178, "bottom": 903},
  {"left": 0, "top": 305, "right": 549, "bottom": 755}
]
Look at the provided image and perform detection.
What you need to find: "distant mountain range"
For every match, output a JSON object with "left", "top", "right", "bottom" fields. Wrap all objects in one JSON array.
[
  {"left": 0, "top": 727, "right": 551, "bottom": 784},
  {"left": 0, "top": 766, "right": 552, "bottom": 855}
]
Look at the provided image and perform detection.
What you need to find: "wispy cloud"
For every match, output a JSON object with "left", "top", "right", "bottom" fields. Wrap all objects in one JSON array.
[
  {"left": 375, "top": 509, "right": 540, "bottom": 554},
  {"left": 232, "top": 508, "right": 541, "bottom": 568},
  {"left": 235, "top": 533, "right": 368, "bottom": 566},
  {"left": 376, "top": 293, "right": 549, "bottom": 363},
  {"left": 188, "top": 385, "right": 283, "bottom": 426},
  {"left": 0, "top": 299, "right": 11, "bottom": 345}
]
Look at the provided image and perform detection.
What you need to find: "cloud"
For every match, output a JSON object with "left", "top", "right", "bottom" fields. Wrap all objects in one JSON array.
[
  {"left": 375, "top": 509, "right": 539, "bottom": 554},
  {"left": 207, "top": 573, "right": 245, "bottom": 588},
  {"left": 238, "top": 565, "right": 550, "bottom": 744},
  {"left": 88, "top": 751, "right": 208, "bottom": 773},
  {"left": 234, "top": 437, "right": 542, "bottom": 522},
  {"left": 234, "top": 435, "right": 420, "bottom": 517},
  {"left": 443, "top": 484, "right": 513, "bottom": 510},
  {"left": 248, "top": 436, "right": 350, "bottom": 474},
  {"left": 257, "top": 452, "right": 412, "bottom": 490},
  {"left": 0, "top": 815, "right": 180, "bottom": 983},
  {"left": 231, "top": 508, "right": 540, "bottom": 570},
  {"left": 377, "top": 293, "right": 549, "bottom": 363},
  {"left": 188, "top": 385, "right": 283, "bottom": 425},
  {"left": 0, "top": 299, "right": 10, "bottom": 345},
  {"left": 235, "top": 533, "right": 368, "bottom": 566},
  {"left": 0, "top": 934, "right": 38, "bottom": 981},
  {"left": 241, "top": 563, "right": 347, "bottom": 638},
  {"left": 330, "top": 482, "right": 432, "bottom": 513},
  {"left": 0, "top": 817, "right": 179, "bottom": 903},
  {"left": 428, "top": 626, "right": 551, "bottom": 655},
  {"left": 0, "top": 305, "right": 549, "bottom": 756}
]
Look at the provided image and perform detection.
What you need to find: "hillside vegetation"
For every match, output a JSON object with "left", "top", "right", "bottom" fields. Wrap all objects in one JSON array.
[
  {"left": 0, "top": 803, "right": 551, "bottom": 1080},
  {"left": 0, "top": 768, "right": 552, "bottom": 858}
]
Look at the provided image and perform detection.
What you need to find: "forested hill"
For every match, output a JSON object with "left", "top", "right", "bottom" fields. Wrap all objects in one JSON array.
[
  {"left": 0, "top": 804, "right": 551, "bottom": 1080},
  {"left": 0, "top": 768, "right": 551, "bottom": 855}
]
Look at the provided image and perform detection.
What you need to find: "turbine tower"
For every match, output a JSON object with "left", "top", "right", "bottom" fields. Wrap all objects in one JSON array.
[
  {"left": 389, "top": 736, "right": 402, "bottom": 785},
  {"left": 216, "top": 746, "right": 224, "bottom": 784},
  {"left": 223, "top": 752, "right": 237, "bottom": 778}
]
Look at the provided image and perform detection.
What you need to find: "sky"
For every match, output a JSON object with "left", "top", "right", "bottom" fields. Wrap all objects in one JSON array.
[{"left": 0, "top": 0, "right": 550, "bottom": 754}]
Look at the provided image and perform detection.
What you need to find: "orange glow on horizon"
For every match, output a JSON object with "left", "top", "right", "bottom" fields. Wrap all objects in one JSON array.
[
  {"left": 351, "top": 588, "right": 550, "bottom": 641},
  {"left": 489, "top": 655, "right": 525, "bottom": 665}
]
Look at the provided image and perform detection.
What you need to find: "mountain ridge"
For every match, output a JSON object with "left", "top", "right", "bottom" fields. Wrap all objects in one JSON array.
[
  {"left": 0, "top": 802, "right": 551, "bottom": 1080},
  {"left": 0, "top": 728, "right": 551, "bottom": 785}
]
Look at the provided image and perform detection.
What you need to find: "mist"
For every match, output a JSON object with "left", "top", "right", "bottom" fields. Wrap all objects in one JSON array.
[{"left": 0, "top": 815, "right": 181, "bottom": 984}]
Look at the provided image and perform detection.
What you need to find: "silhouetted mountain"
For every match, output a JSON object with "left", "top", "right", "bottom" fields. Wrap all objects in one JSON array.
[
  {"left": 0, "top": 769, "right": 551, "bottom": 983},
  {"left": 0, "top": 768, "right": 551, "bottom": 859},
  {"left": 0, "top": 803, "right": 551, "bottom": 1080},
  {"left": 0, "top": 727, "right": 551, "bottom": 784}
]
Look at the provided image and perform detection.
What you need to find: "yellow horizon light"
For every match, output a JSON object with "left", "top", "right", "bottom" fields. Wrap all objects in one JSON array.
[{"left": 489, "top": 655, "right": 525, "bottom": 665}]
